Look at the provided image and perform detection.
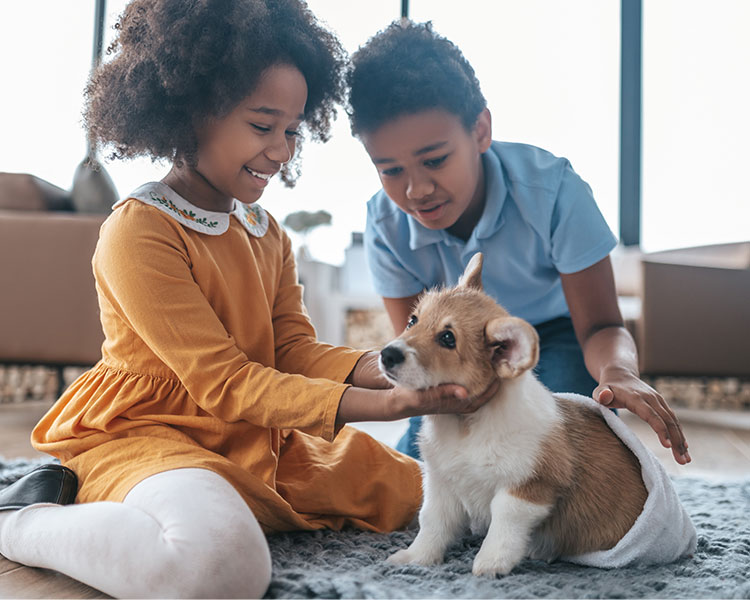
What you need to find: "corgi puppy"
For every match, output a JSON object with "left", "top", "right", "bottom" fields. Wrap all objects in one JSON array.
[{"left": 379, "top": 252, "right": 652, "bottom": 576}]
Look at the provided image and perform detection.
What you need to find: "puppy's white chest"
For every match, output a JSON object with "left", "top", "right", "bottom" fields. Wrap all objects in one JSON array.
[{"left": 421, "top": 411, "right": 544, "bottom": 532}]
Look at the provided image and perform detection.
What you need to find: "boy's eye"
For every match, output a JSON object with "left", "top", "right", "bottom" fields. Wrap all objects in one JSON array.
[
  {"left": 406, "top": 315, "right": 418, "bottom": 329},
  {"left": 424, "top": 155, "right": 448, "bottom": 169},
  {"left": 380, "top": 166, "right": 403, "bottom": 177},
  {"left": 250, "top": 123, "right": 271, "bottom": 133},
  {"left": 437, "top": 330, "right": 456, "bottom": 349},
  {"left": 285, "top": 129, "right": 300, "bottom": 138}
]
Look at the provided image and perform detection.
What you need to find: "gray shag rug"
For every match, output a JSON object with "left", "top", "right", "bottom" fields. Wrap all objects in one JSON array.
[{"left": 2, "top": 457, "right": 749, "bottom": 599}]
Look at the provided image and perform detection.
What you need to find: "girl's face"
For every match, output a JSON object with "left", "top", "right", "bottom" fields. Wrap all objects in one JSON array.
[
  {"left": 172, "top": 64, "right": 308, "bottom": 212},
  {"left": 360, "top": 108, "right": 492, "bottom": 240}
]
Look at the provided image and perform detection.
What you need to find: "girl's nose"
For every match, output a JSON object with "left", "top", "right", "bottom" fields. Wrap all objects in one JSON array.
[
  {"left": 265, "top": 134, "right": 294, "bottom": 164},
  {"left": 406, "top": 173, "right": 435, "bottom": 201}
]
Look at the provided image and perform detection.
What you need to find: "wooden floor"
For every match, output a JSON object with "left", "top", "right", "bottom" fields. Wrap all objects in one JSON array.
[{"left": 1, "top": 400, "right": 749, "bottom": 599}]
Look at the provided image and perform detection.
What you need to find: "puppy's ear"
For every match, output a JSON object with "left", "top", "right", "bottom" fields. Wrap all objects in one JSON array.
[
  {"left": 458, "top": 253, "right": 483, "bottom": 290},
  {"left": 485, "top": 317, "right": 540, "bottom": 378}
]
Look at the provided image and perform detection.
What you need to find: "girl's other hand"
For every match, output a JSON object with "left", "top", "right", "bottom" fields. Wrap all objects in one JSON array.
[
  {"left": 387, "top": 378, "right": 501, "bottom": 420},
  {"left": 347, "top": 351, "right": 392, "bottom": 389},
  {"left": 337, "top": 378, "right": 500, "bottom": 424},
  {"left": 594, "top": 369, "right": 691, "bottom": 465}
]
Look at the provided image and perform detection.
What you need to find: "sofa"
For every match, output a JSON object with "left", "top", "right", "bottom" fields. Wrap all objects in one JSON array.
[{"left": 0, "top": 173, "right": 110, "bottom": 372}]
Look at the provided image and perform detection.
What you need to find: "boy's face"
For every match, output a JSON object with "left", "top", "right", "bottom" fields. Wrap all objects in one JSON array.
[{"left": 360, "top": 109, "right": 492, "bottom": 238}]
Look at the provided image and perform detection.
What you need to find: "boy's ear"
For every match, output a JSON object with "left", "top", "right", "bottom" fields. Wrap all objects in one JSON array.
[
  {"left": 485, "top": 316, "right": 540, "bottom": 379},
  {"left": 458, "top": 252, "right": 483, "bottom": 290},
  {"left": 473, "top": 108, "right": 492, "bottom": 153}
]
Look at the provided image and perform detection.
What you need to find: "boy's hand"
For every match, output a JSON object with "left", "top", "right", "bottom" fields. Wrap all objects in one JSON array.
[{"left": 594, "top": 369, "right": 691, "bottom": 465}]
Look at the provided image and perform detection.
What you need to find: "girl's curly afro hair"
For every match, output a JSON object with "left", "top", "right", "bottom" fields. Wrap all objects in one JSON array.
[
  {"left": 84, "top": 0, "right": 347, "bottom": 186},
  {"left": 347, "top": 20, "right": 486, "bottom": 136}
]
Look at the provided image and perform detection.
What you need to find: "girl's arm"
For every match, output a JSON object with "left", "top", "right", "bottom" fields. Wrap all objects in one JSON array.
[
  {"left": 272, "top": 232, "right": 364, "bottom": 382},
  {"left": 96, "top": 209, "right": 349, "bottom": 442},
  {"left": 560, "top": 255, "right": 691, "bottom": 465}
]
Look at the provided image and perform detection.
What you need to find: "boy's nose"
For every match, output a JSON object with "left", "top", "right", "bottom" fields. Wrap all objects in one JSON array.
[
  {"left": 380, "top": 345, "right": 405, "bottom": 370},
  {"left": 406, "top": 174, "right": 435, "bottom": 201}
]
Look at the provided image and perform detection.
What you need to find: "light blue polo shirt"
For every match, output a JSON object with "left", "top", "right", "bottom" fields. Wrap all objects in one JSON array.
[{"left": 364, "top": 141, "right": 618, "bottom": 325}]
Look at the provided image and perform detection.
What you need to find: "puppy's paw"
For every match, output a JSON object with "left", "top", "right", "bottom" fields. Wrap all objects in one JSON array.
[
  {"left": 471, "top": 550, "right": 519, "bottom": 577},
  {"left": 387, "top": 548, "right": 443, "bottom": 566}
]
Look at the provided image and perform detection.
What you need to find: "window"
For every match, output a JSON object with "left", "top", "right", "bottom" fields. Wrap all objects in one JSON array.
[
  {"left": 642, "top": 0, "right": 750, "bottom": 251},
  {"left": 3, "top": 1, "right": 746, "bottom": 258},
  {"left": 410, "top": 0, "right": 621, "bottom": 239}
]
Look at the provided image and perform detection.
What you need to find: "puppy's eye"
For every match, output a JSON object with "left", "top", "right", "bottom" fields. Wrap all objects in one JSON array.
[
  {"left": 437, "top": 330, "right": 456, "bottom": 349},
  {"left": 406, "top": 315, "right": 418, "bottom": 329}
]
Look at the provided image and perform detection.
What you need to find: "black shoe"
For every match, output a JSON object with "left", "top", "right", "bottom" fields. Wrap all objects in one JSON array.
[{"left": 0, "top": 464, "right": 78, "bottom": 511}]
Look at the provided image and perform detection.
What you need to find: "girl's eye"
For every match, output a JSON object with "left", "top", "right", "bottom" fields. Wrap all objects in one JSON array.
[
  {"left": 437, "top": 330, "right": 456, "bottom": 349},
  {"left": 406, "top": 315, "right": 418, "bottom": 329},
  {"left": 424, "top": 155, "right": 448, "bottom": 169},
  {"left": 250, "top": 123, "right": 271, "bottom": 133},
  {"left": 285, "top": 129, "right": 300, "bottom": 138},
  {"left": 381, "top": 166, "right": 403, "bottom": 177}
]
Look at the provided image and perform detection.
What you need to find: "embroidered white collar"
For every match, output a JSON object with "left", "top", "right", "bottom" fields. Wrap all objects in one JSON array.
[{"left": 113, "top": 181, "right": 269, "bottom": 237}]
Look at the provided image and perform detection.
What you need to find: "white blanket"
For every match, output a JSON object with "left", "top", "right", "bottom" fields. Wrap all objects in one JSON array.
[{"left": 555, "top": 393, "right": 697, "bottom": 568}]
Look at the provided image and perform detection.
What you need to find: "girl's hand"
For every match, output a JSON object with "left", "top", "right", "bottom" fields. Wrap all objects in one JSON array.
[
  {"left": 337, "top": 378, "right": 500, "bottom": 424},
  {"left": 594, "top": 367, "right": 691, "bottom": 465},
  {"left": 347, "top": 351, "right": 392, "bottom": 389},
  {"left": 387, "top": 378, "right": 501, "bottom": 420}
]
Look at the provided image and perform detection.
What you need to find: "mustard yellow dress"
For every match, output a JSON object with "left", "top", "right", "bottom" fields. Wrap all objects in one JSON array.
[{"left": 32, "top": 182, "right": 421, "bottom": 533}]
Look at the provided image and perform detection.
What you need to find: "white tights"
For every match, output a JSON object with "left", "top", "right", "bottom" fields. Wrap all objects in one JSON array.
[{"left": 0, "top": 468, "right": 271, "bottom": 598}]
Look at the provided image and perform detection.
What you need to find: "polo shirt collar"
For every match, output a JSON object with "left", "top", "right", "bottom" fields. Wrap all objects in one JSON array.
[
  {"left": 407, "top": 146, "right": 507, "bottom": 250},
  {"left": 114, "top": 182, "right": 269, "bottom": 237}
]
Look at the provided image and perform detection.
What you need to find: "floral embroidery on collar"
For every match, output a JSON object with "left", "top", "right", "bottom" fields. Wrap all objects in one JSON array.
[
  {"left": 231, "top": 201, "right": 269, "bottom": 237},
  {"left": 113, "top": 182, "right": 268, "bottom": 237}
]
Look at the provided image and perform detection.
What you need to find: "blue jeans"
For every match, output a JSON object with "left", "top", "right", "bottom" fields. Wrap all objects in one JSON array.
[{"left": 395, "top": 316, "right": 598, "bottom": 459}]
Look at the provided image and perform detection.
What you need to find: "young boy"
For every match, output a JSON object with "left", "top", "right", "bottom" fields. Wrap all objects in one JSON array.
[{"left": 347, "top": 20, "right": 690, "bottom": 465}]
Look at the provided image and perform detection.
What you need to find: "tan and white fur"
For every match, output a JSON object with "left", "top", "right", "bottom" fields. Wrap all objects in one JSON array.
[{"left": 379, "top": 253, "right": 647, "bottom": 577}]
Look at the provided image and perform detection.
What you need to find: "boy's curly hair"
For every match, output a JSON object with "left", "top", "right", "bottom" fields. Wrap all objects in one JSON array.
[
  {"left": 84, "top": 0, "right": 347, "bottom": 186},
  {"left": 347, "top": 20, "right": 486, "bottom": 136}
]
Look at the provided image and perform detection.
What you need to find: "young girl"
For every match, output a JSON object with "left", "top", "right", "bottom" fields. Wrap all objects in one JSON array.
[
  {"left": 0, "top": 3, "right": 490, "bottom": 597},
  {"left": 347, "top": 20, "right": 691, "bottom": 465}
]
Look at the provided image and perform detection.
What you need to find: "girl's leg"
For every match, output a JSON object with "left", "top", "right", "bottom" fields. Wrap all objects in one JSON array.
[{"left": 0, "top": 468, "right": 271, "bottom": 599}]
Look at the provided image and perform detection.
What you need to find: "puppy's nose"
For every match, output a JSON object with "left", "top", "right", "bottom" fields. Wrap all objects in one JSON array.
[{"left": 380, "top": 345, "right": 405, "bottom": 370}]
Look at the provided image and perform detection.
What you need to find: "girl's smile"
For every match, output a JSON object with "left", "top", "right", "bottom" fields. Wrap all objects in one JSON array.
[{"left": 244, "top": 167, "right": 275, "bottom": 182}]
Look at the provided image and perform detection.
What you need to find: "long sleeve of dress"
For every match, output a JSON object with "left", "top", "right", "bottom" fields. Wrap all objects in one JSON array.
[
  {"left": 272, "top": 231, "right": 365, "bottom": 381},
  {"left": 93, "top": 203, "right": 359, "bottom": 441}
]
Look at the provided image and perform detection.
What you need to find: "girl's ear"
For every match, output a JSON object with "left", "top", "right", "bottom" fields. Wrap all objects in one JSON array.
[
  {"left": 473, "top": 108, "right": 492, "bottom": 153},
  {"left": 485, "top": 316, "right": 540, "bottom": 379}
]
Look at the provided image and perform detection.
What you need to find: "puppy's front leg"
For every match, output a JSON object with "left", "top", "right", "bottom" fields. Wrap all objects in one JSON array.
[
  {"left": 388, "top": 474, "right": 465, "bottom": 566},
  {"left": 472, "top": 490, "right": 550, "bottom": 577}
]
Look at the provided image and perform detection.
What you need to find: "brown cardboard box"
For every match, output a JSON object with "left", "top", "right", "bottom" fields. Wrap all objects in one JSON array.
[{"left": 638, "top": 242, "right": 750, "bottom": 376}]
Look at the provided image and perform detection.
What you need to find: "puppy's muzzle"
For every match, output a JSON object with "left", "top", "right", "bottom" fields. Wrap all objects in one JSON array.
[{"left": 380, "top": 345, "right": 405, "bottom": 372}]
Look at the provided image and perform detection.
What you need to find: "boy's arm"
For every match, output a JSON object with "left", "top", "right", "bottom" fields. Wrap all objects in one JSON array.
[
  {"left": 382, "top": 294, "right": 422, "bottom": 336},
  {"left": 560, "top": 255, "right": 691, "bottom": 465}
]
